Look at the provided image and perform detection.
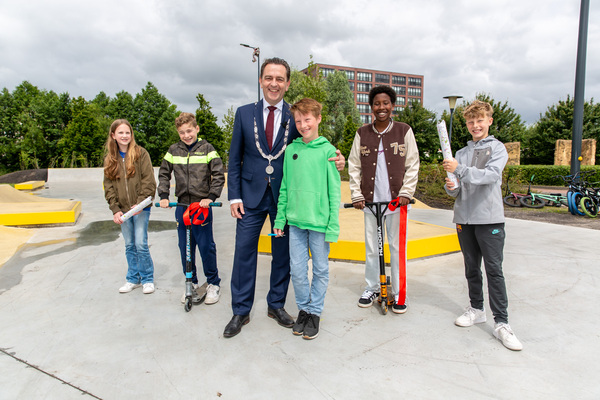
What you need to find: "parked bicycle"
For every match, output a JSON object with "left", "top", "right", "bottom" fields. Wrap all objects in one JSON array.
[
  {"left": 519, "top": 176, "right": 568, "bottom": 209},
  {"left": 503, "top": 174, "right": 535, "bottom": 208}
]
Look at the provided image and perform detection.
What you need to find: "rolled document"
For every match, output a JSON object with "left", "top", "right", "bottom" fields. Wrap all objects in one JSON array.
[
  {"left": 436, "top": 120, "right": 459, "bottom": 188},
  {"left": 120, "top": 196, "right": 153, "bottom": 221}
]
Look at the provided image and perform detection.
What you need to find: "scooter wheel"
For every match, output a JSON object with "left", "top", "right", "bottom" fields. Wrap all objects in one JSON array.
[
  {"left": 184, "top": 298, "right": 192, "bottom": 312},
  {"left": 381, "top": 300, "right": 388, "bottom": 315}
]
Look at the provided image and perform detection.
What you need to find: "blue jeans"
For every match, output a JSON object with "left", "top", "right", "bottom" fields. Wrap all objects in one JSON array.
[
  {"left": 120, "top": 208, "right": 154, "bottom": 284},
  {"left": 289, "top": 225, "right": 330, "bottom": 316}
]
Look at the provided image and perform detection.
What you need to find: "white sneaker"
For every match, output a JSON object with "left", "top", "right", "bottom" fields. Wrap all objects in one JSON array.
[
  {"left": 181, "top": 283, "right": 200, "bottom": 303},
  {"left": 142, "top": 283, "right": 155, "bottom": 294},
  {"left": 455, "top": 306, "right": 487, "bottom": 327},
  {"left": 494, "top": 322, "right": 523, "bottom": 351},
  {"left": 205, "top": 284, "right": 220, "bottom": 305},
  {"left": 119, "top": 282, "right": 141, "bottom": 293}
]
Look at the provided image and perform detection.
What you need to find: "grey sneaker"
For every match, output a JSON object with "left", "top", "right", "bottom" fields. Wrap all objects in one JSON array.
[
  {"left": 455, "top": 306, "right": 486, "bottom": 327},
  {"left": 494, "top": 323, "right": 523, "bottom": 351},
  {"left": 358, "top": 290, "right": 379, "bottom": 308},
  {"left": 205, "top": 284, "right": 220, "bottom": 305}
]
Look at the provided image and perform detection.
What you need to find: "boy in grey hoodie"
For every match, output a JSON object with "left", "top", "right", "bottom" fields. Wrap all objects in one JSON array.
[{"left": 443, "top": 100, "right": 522, "bottom": 351}]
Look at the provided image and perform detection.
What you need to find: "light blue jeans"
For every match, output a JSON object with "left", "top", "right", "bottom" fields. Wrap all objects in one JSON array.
[
  {"left": 289, "top": 225, "right": 330, "bottom": 316},
  {"left": 120, "top": 208, "right": 154, "bottom": 284}
]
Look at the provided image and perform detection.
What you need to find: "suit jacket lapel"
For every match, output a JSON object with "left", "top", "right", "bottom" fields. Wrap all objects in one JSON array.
[
  {"left": 254, "top": 99, "right": 270, "bottom": 153},
  {"left": 272, "top": 102, "right": 291, "bottom": 150}
]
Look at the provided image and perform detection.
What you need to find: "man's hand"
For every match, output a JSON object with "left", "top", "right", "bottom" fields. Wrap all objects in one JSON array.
[
  {"left": 159, "top": 199, "right": 170, "bottom": 208},
  {"left": 329, "top": 149, "right": 346, "bottom": 172},
  {"left": 442, "top": 158, "right": 458, "bottom": 173},
  {"left": 230, "top": 202, "right": 245, "bottom": 219},
  {"left": 273, "top": 228, "right": 284, "bottom": 237}
]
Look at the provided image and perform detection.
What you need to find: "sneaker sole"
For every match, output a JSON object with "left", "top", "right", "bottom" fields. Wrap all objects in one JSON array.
[
  {"left": 302, "top": 332, "right": 318, "bottom": 340},
  {"left": 357, "top": 301, "right": 374, "bottom": 308},
  {"left": 392, "top": 307, "right": 407, "bottom": 314},
  {"left": 292, "top": 330, "right": 303, "bottom": 336},
  {"left": 454, "top": 317, "right": 487, "bottom": 327},
  {"left": 204, "top": 297, "right": 219, "bottom": 305}
]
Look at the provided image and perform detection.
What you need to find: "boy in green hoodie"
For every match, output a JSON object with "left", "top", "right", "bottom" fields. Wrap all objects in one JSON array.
[{"left": 273, "top": 98, "right": 341, "bottom": 340}]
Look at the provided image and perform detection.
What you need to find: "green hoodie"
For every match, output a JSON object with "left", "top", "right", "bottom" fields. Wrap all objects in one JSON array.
[{"left": 274, "top": 136, "right": 341, "bottom": 243}]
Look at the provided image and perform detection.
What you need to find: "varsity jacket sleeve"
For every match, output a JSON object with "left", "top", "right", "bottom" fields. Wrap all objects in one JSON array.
[
  {"left": 348, "top": 131, "right": 364, "bottom": 203},
  {"left": 399, "top": 127, "right": 420, "bottom": 199},
  {"left": 157, "top": 146, "right": 174, "bottom": 201}
]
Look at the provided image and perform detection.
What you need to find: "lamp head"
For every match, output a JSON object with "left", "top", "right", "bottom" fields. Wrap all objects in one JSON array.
[{"left": 443, "top": 95, "right": 463, "bottom": 111}]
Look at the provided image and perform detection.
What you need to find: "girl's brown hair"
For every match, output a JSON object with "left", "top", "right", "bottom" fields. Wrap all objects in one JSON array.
[{"left": 103, "top": 119, "right": 140, "bottom": 180}]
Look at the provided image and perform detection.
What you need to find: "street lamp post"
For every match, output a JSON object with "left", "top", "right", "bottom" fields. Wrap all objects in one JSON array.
[
  {"left": 443, "top": 95, "right": 463, "bottom": 145},
  {"left": 240, "top": 43, "right": 260, "bottom": 102}
]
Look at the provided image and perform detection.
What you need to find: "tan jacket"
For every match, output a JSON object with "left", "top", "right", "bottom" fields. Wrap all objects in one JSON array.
[{"left": 104, "top": 147, "right": 156, "bottom": 215}]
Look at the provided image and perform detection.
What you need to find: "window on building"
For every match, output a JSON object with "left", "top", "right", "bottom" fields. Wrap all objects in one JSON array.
[
  {"left": 356, "top": 93, "right": 369, "bottom": 103},
  {"left": 407, "top": 87, "right": 422, "bottom": 97},
  {"left": 360, "top": 115, "right": 372, "bottom": 124},
  {"left": 392, "top": 75, "right": 406, "bottom": 85},
  {"left": 357, "top": 83, "right": 372, "bottom": 92},
  {"left": 394, "top": 106, "right": 404, "bottom": 114},
  {"left": 408, "top": 98, "right": 421, "bottom": 105},
  {"left": 408, "top": 77, "right": 422, "bottom": 87},
  {"left": 343, "top": 70, "right": 355, "bottom": 80},
  {"left": 396, "top": 97, "right": 406, "bottom": 106},
  {"left": 357, "top": 72, "right": 372, "bottom": 82},
  {"left": 357, "top": 104, "right": 371, "bottom": 114},
  {"left": 320, "top": 68, "right": 335, "bottom": 77},
  {"left": 348, "top": 82, "right": 355, "bottom": 91},
  {"left": 392, "top": 86, "right": 406, "bottom": 95},
  {"left": 375, "top": 73, "right": 389, "bottom": 83}
]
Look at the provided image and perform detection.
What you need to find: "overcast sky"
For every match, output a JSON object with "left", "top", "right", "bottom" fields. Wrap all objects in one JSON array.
[{"left": 1, "top": 0, "right": 598, "bottom": 125}]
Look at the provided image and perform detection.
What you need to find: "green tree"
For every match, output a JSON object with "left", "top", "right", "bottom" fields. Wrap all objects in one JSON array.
[
  {"left": 195, "top": 93, "right": 226, "bottom": 164},
  {"left": 324, "top": 70, "right": 360, "bottom": 148},
  {"left": 132, "top": 82, "right": 179, "bottom": 165},
  {"left": 524, "top": 96, "right": 600, "bottom": 164},
  {"left": 395, "top": 102, "right": 439, "bottom": 163},
  {"left": 220, "top": 106, "right": 235, "bottom": 167},
  {"left": 107, "top": 90, "right": 136, "bottom": 122},
  {"left": 338, "top": 115, "right": 360, "bottom": 160},
  {"left": 57, "top": 97, "right": 105, "bottom": 167}
]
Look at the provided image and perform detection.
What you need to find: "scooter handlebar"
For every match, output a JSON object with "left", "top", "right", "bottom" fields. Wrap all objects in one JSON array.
[
  {"left": 343, "top": 199, "right": 415, "bottom": 208},
  {"left": 155, "top": 202, "right": 222, "bottom": 208}
]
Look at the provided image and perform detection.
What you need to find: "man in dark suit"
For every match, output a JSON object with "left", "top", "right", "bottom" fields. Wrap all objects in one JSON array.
[{"left": 224, "top": 57, "right": 344, "bottom": 338}]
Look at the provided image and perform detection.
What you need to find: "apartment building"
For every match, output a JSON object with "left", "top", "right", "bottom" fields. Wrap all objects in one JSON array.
[{"left": 303, "top": 63, "right": 424, "bottom": 124}]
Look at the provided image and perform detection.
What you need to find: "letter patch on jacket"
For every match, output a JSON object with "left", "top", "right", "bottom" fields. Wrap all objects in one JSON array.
[{"left": 360, "top": 146, "right": 371, "bottom": 157}]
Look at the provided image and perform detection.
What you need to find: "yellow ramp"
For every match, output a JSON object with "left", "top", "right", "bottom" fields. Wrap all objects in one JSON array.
[
  {"left": 257, "top": 180, "right": 459, "bottom": 261},
  {"left": 0, "top": 184, "right": 81, "bottom": 227},
  {"left": 14, "top": 180, "right": 45, "bottom": 190}
]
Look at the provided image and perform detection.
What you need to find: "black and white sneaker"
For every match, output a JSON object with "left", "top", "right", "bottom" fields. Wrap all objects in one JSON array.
[
  {"left": 392, "top": 303, "right": 407, "bottom": 314},
  {"left": 358, "top": 290, "right": 379, "bottom": 308}
]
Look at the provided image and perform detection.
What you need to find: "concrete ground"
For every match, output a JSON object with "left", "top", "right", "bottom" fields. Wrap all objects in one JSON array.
[{"left": 0, "top": 169, "right": 599, "bottom": 399}]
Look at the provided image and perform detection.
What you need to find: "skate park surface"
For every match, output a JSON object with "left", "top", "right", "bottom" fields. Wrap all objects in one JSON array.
[{"left": 0, "top": 168, "right": 598, "bottom": 399}]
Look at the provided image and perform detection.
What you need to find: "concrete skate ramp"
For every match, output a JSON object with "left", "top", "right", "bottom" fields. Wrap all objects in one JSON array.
[{"left": 0, "top": 184, "right": 81, "bottom": 226}]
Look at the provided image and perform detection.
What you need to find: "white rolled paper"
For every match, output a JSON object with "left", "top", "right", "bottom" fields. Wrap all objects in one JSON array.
[
  {"left": 120, "top": 196, "right": 153, "bottom": 221},
  {"left": 436, "top": 120, "right": 459, "bottom": 188}
]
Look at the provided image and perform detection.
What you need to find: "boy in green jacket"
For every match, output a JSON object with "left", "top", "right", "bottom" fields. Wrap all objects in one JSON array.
[{"left": 273, "top": 98, "right": 341, "bottom": 340}]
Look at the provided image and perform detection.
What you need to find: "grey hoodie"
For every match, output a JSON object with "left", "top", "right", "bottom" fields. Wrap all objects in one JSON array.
[{"left": 444, "top": 135, "right": 508, "bottom": 224}]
